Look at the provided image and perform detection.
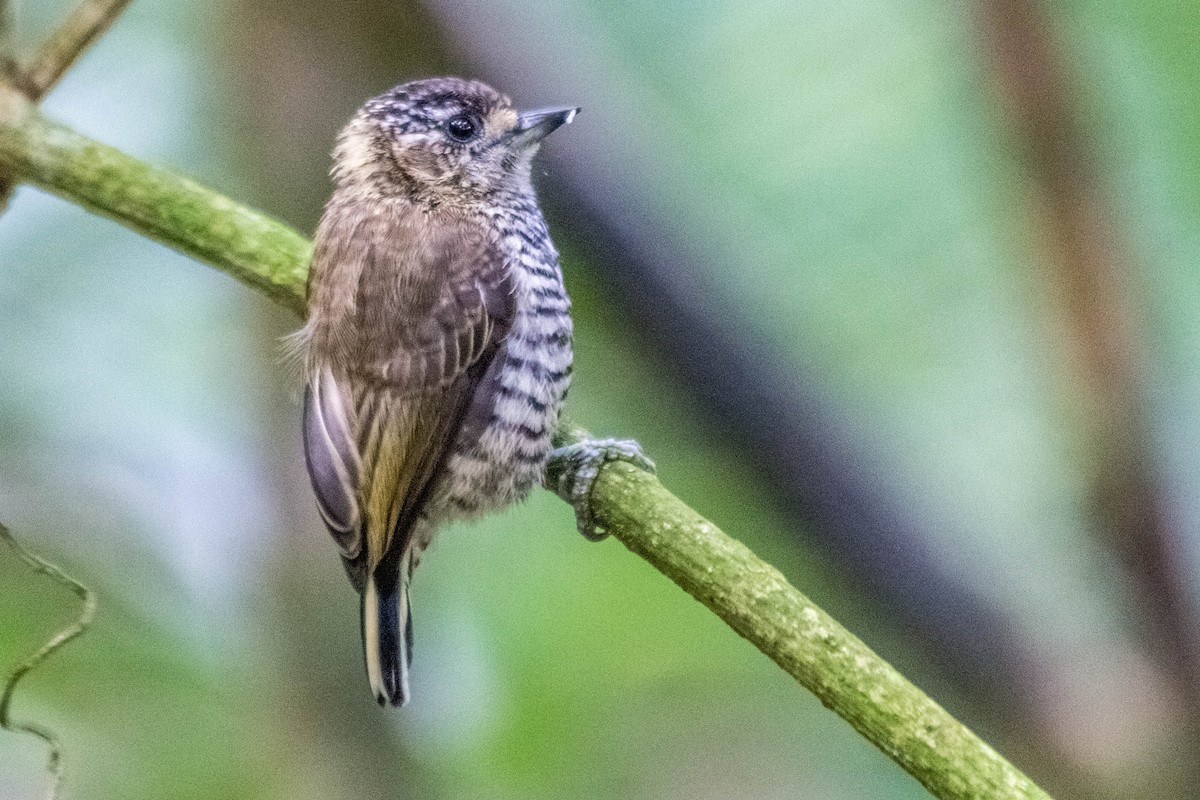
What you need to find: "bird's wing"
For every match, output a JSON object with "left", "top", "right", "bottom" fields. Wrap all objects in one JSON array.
[{"left": 303, "top": 208, "right": 514, "bottom": 581}]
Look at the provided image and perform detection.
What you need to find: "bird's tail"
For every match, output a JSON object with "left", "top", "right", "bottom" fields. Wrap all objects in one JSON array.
[{"left": 362, "top": 552, "right": 413, "bottom": 707}]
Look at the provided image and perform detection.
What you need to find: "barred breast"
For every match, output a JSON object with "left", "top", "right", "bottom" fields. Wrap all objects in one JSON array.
[{"left": 428, "top": 196, "right": 572, "bottom": 521}]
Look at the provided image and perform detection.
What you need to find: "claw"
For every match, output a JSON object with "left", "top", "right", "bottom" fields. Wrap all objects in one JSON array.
[{"left": 548, "top": 438, "right": 655, "bottom": 541}]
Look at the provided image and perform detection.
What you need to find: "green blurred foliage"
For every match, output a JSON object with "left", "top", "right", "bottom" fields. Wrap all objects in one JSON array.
[{"left": 2, "top": 1, "right": 1200, "bottom": 799}]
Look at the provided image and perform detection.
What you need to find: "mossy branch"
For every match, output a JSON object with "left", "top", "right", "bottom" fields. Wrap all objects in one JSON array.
[{"left": 0, "top": 88, "right": 1052, "bottom": 800}]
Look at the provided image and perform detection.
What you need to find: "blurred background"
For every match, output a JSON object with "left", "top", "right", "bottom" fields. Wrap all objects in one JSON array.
[{"left": 2, "top": 0, "right": 1199, "bottom": 797}]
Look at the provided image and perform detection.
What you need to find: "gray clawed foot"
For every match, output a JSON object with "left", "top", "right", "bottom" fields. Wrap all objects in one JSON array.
[{"left": 548, "top": 438, "right": 655, "bottom": 541}]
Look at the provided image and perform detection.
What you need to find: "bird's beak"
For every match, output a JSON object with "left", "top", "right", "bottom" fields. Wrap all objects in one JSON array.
[{"left": 511, "top": 106, "right": 580, "bottom": 148}]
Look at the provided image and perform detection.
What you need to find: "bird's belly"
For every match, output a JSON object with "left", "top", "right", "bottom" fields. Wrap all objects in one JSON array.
[{"left": 429, "top": 310, "right": 572, "bottom": 521}]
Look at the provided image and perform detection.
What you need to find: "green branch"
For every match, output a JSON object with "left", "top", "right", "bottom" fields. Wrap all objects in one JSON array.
[
  {"left": 0, "top": 88, "right": 1052, "bottom": 800},
  {"left": 0, "top": 88, "right": 308, "bottom": 312}
]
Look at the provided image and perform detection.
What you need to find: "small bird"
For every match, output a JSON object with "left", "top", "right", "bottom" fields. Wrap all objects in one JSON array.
[{"left": 297, "top": 77, "right": 577, "bottom": 706}]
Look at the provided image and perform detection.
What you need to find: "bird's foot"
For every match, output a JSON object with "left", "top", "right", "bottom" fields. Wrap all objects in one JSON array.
[{"left": 548, "top": 438, "right": 656, "bottom": 541}]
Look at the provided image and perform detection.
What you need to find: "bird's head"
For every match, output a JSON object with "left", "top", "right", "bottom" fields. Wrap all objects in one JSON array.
[{"left": 332, "top": 76, "right": 578, "bottom": 205}]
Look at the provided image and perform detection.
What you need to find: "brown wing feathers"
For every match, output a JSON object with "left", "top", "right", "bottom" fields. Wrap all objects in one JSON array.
[{"left": 303, "top": 202, "right": 513, "bottom": 580}]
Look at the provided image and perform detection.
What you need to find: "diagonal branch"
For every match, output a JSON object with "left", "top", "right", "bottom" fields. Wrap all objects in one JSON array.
[
  {"left": 0, "top": 91, "right": 1053, "bottom": 800},
  {"left": 0, "top": 87, "right": 309, "bottom": 312},
  {"left": 0, "top": 523, "right": 98, "bottom": 800},
  {"left": 18, "top": 0, "right": 133, "bottom": 99}
]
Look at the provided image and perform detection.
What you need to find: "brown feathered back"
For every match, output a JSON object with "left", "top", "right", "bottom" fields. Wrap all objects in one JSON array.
[{"left": 303, "top": 197, "right": 514, "bottom": 582}]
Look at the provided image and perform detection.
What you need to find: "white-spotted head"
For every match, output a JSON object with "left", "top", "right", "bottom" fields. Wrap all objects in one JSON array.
[{"left": 333, "top": 76, "right": 578, "bottom": 205}]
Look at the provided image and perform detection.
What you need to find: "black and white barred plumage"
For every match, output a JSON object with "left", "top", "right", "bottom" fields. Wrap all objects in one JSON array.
[
  {"left": 434, "top": 199, "right": 573, "bottom": 518},
  {"left": 298, "top": 77, "right": 576, "bottom": 706}
]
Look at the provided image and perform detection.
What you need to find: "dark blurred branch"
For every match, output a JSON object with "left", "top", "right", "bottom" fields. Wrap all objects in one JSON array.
[
  {"left": 0, "top": 95, "right": 1053, "bottom": 800},
  {"left": 0, "top": 0, "right": 13, "bottom": 207},
  {"left": 977, "top": 0, "right": 1200, "bottom": 728},
  {"left": 0, "top": 523, "right": 98, "bottom": 800},
  {"left": 0, "top": 0, "right": 14, "bottom": 78},
  {"left": 17, "top": 0, "right": 132, "bottom": 99}
]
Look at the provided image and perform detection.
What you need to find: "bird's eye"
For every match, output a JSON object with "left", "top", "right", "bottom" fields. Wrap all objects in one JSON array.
[{"left": 446, "top": 115, "right": 479, "bottom": 142}]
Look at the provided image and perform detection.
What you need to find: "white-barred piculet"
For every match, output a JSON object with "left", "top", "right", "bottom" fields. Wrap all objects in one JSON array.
[{"left": 297, "top": 77, "right": 577, "bottom": 706}]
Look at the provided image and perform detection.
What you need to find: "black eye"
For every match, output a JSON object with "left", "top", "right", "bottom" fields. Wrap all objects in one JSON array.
[{"left": 446, "top": 115, "right": 478, "bottom": 142}]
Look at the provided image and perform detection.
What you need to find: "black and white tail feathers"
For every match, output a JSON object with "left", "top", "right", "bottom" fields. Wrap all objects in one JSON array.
[
  {"left": 304, "top": 371, "right": 416, "bottom": 706},
  {"left": 363, "top": 552, "right": 413, "bottom": 707}
]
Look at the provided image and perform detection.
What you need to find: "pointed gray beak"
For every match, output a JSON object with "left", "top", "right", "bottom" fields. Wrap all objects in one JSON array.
[{"left": 512, "top": 106, "right": 580, "bottom": 148}]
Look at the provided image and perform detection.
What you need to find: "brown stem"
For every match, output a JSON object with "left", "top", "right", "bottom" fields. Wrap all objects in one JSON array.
[
  {"left": 19, "top": 0, "right": 134, "bottom": 99},
  {"left": 0, "top": 0, "right": 14, "bottom": 79},
  {"left": 977, "top": 0, "right": 1200, "bottom": 740}
]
